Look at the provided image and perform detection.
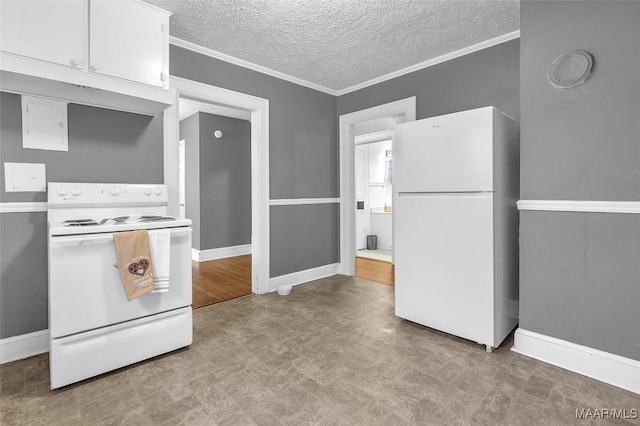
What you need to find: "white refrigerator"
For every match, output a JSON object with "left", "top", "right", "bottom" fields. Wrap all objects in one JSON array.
[{"left": 393, "top": 106, "right": 519, "bottom": 352}]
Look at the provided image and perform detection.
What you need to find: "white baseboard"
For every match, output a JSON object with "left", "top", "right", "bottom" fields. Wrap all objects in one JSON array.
[
  {"left": 192, "top": 244, "right": 252, "bottom": 262},
  {"left": 0, "top": 329, "right": 49, "bottom": 364},
  {"left": 269, "top": 263, "right": 340, "bottom": 292},
  {"left": 513, "top": 328, "right": 640, "bottom": 395}
]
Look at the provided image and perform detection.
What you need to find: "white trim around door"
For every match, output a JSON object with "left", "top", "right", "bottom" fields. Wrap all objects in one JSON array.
[
  {"left": 338, "top": 97, "right": 416, "bottom": 276},
  {"left": 163, "top": 76, "right": 270, "bottom": 294}
]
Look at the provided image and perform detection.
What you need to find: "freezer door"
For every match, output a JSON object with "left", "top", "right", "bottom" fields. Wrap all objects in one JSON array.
[
  {"left": 394, "top": 192, "right": 494, "bottom": 345},
  {"left": 393, "top": 107, "right": 493, "bottom": 192}
]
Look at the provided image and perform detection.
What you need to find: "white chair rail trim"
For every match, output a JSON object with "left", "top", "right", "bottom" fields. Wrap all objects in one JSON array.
[
  {"left": 269, "top": 198, "right": 339, "bottom": 206},
  {"left": 0, "top": 202, "right": 48, "bottom": 213},
  {"left": 517, "top": 200, "right": 640, "bottom": 214}
]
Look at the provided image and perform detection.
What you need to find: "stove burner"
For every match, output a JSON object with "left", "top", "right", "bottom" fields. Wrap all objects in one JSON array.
[
  {"left": 138, "top": 216, "right": 176, "bottom": 222},
  {"left": 66, "top": 221, "right": 100, "bottom": 226}
]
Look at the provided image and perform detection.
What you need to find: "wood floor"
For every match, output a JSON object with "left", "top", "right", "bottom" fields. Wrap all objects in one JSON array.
[
  {"left": 192, "top": 254, "right": 252, "bottom": 309},
  {"left": 355, "top": 256, "right": 395, "bottom": 285}
]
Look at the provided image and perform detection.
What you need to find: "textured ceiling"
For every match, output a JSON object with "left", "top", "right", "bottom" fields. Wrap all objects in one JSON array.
[{"left": 145, "top": 0, "right": 520, "bottom": 92}]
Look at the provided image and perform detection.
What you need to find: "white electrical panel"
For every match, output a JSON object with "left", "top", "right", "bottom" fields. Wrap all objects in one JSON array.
[
  {"left": 4, "top": 162, "right": 46, "bottom": 192},
  {"left": 22, "top": 95, "right": 68, "bottom": 151}
]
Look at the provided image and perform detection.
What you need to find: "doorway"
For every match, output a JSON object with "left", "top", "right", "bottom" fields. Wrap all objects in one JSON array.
[
  {"left": 354, "top": 134, "right": 394, "bottom": 285},
  {"left": 177, "top": 97, "right": 253, "bottom": 307},
  {"left": 339, "top": 97, "right": 416, "bottom": 277},
  {"left": 163, "top": 76, "right": 270, "bottom": 296}
]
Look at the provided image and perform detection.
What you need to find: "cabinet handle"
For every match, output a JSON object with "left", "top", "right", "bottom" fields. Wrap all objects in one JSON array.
[
  {"left": 69, "top": 58, "right": 83, "bottom": 67},
  {"left": 90, "top": 64, "right": 103, "bottom": 72}
]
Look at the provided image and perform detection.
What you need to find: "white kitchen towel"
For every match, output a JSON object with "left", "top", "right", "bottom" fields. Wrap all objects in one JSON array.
[{"left": 148, "top": 229, "right": 171, "bottom": 293}]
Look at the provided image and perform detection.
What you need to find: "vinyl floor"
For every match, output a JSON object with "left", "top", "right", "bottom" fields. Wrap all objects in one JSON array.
[{"left": 1, "top": 275, "right": 638, "bottom": 425}]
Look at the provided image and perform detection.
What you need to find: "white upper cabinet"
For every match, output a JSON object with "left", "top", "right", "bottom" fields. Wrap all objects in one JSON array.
[
  {"left": 0, "top": 0, "right": 173, "bottom": 115},
  {"left": 90, "top": 0, "right": 169, "bottom": 88},
  {"left": 0, "top": 1, "right": 87, "bottom": 69}
]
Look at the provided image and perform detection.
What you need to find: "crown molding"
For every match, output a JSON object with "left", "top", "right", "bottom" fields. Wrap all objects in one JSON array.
[
  {"left": 171, "top": 30, "right": 520, "bottom": 98},
  {"left": 170, "top": 37, "right": 337, "bottom": 96},
  {"left": 336, "top": 30, "right": 521, "bottom": 96}
]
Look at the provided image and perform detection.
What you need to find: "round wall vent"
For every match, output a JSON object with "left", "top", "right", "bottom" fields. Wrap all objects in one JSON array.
[{"left": 547, "top": 51, "right": 594, "bottom": 89}]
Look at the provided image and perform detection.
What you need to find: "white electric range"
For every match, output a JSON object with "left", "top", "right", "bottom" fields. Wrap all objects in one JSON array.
[{"left": 47, "top": 182, "right": 193, "bottom": 389}]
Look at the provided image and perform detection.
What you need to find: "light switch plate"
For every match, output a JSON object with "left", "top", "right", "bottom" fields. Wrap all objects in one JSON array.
[{"left": 4, "top": 162, "right": 46, "bottom": 192}]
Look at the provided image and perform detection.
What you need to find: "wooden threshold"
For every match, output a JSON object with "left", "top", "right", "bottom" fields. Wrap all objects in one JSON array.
[{"left": 355, "top": 256, "right": 394, "bottom": 286}]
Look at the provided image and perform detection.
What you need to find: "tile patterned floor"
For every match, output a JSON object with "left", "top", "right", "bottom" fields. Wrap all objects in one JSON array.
[{"left": 1, "top": 275, "right": 639, "bottom": 425}]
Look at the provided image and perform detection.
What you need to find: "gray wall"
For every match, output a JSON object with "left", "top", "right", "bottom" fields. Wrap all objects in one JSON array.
[
  {"left": 171, "top": 46, "right": 338, "bottom": 200},
  {"left": 180, "top": 113, "right": 201, "bottom": 249},
  {"left": 180, "top": 112, "right": 251, "bottom": 251},
  {"left": 519, "top": 1, "right": 640, "bottom": 360},
  {"left": 170, "top": 46, "right": 339, "bottom": 277},
  {"left": 0, "top": 92, "right": 163, "bottom": 339},
  {"left": 198, "top": 112, "right": 251, "bottom": 250},
  {"left": 337, "top": 38, "right": 520, "bottom": 122},
  {"left": 270, "top": 203, "right": 340, "bottom": 277}
]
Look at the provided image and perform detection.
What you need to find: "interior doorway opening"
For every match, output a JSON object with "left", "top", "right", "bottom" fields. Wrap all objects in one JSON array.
[
  {"left": 354, "top": 133, "right": 394, "bottom": 285},
  {"left": 177, "top": 96, "right": 252, "bottom": 307},
  {"left": 163, "top": 76, "right": 270, "bottom": 298},
  {"left": 339, "top": 97, "right": 416, "bottom": 278}
]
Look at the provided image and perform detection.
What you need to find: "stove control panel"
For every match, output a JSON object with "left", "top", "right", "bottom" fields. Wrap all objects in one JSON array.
[
  {"left": 108, "top": 186, "right": 121, "bottom": 197},
  {"left": 48, "top": 183, "right": 169, "bottom": 207}
]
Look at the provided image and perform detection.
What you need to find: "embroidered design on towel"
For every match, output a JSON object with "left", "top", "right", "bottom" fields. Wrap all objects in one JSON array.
[{"left": 128, "top": 258, "right": 150, "bottom": 276}]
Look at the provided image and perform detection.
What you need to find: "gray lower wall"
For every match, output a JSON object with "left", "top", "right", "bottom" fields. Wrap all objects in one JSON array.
[
  {"left": 270, "top": 203, "right": 340, "bottom": 277},
  {"left": 0, "top": 213, "right": 48, "bottom": 337},
  {"left": 520, "top": 211, "right": 640, "bottom": 360},
  {"left": 0, "top": 91, "right": 163, "bottom": 339},
  {"left": 337, "top": 38, "right": 520, "bottom": 122},
  {"left": 519, "top": 1, "right": 640, "bottom": 360},
  {"left": 198, "top": 113, "right": 251, "bottom": 250},
  {"left": 170, "top": 45, "right": 339, "bottom": 277}
]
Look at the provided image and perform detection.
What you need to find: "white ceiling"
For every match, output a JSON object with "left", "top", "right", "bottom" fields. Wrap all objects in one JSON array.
[{"left": 145, "top": 0, "right": 520, "bottom": 93}]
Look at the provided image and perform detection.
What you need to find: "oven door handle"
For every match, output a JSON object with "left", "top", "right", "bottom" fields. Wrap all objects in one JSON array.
[{"left": 49, "top": 228, "right": 192, "bottom": 246}]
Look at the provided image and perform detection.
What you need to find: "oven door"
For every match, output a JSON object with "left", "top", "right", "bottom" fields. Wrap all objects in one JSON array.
[{"left": 49, "top": 227, "right": 192, "bottom": 339}]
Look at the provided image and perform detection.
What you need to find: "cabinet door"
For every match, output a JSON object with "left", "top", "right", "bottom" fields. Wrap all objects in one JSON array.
[
  {"left": 89, "top": 0, "right": 169, "bottom": 88},
  {"left": 0, "top": 0, "right": 87, "bottom": 69}
]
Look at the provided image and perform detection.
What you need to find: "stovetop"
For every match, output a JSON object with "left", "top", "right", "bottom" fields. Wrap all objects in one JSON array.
[
  {"left": 62, "top": 215, "right": 176, "bottom": 227},
  {"left": 49, "top": 216, "right": 191, "bottom": 236},
  {"left": 47, "top": 183, "right": 192, "bottom": 236}
]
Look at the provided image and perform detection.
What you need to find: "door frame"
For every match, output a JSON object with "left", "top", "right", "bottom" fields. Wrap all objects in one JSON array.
[
  {"left": 338, "top": 97, "right": 416, "bottom": 275},
  {"left": 163, "top": 76, "right": 270, "bottom": 294}
]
